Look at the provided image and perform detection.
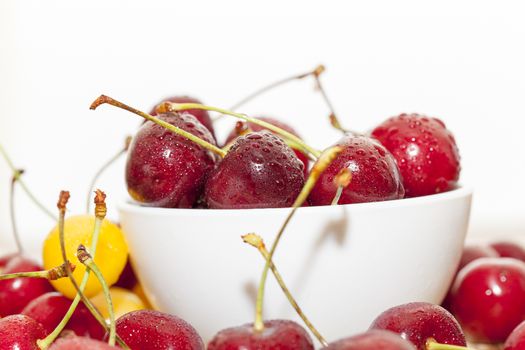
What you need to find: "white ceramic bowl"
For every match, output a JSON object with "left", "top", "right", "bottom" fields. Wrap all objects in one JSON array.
[{"left": 118, "top": 186, "right": 472, "bottom": 343}]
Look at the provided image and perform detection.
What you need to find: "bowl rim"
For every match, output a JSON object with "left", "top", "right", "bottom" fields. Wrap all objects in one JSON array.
[{"left": 118, "top": 185, "right": 473, "bottom": 216}]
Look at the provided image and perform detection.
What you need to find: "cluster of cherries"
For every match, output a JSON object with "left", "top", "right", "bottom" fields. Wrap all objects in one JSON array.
[
  {"left": 444, "top": 241, "right": 525, "bottom": 348},
  {"left": 0, "top": 65, "right": 523, "bottom": 350},
  {"left": 101, "top": 66, "right": 460, "bottom": 210}
]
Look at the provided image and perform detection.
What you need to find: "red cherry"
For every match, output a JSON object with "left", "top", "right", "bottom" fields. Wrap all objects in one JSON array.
[
  {"left": 0, "top": 256, "right": 53, "bottom": 316},
  {"left": 114, "top": 260, "right": 138, "bottom": 290},
  {"left": 0, "top": 314, "right": 46, "bottom": 350},
  {"left": 49, "top": 336, "right": 118, "bottom": 349},
  {"left": 504, "top": 320, "right": 525, "bottom": 350},
  {"left": 21, "top": 292, "right": 105, "bottom": 339},
  {"left": 490, "top": 241, "right": 525, "bottom": 262},
  {"left": 0, "top": 253, "right": 19, "bottom": 271},
  {"left": 323, "top": 330, "right": 416, "bottom": 350},
  {"left": 150, "top": 96, "right": 215, "bottom": 140},
  {"left": 204, "top": 131, "right": 305, "bottom": 209},
  {"left": 126, "top": 112, "right": 218, "bottom": 208},
  {"left": 225, "top": 117, "right": 310, "bottom": 176},
  {"left": 442, "top": 244, "right": 500, "bottom": 311},
  {"left": 458, "top": 244, "right": 500, "bottom": 272},
  {"left": 115, "top": 310, "right": 204, "bottom": 350},
  {"left": 449, "top": 257, "right": 525, "bottom": 343},
  {"left": 208, "top": 319, "right": 314, "bottom": 350},
  {"left": 371, "top": 113, "right": 460, "bottom": 197},
  {"left": 308, "top": 135, "right": 404, "bottom": 205},
  {"left": 369, "top": 302, "right": 466, "bottom": 350}
]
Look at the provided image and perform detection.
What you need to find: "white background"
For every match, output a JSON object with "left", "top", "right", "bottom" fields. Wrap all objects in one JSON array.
[{"left": 0, "top": 1, "right": 524, "bottom": 258}]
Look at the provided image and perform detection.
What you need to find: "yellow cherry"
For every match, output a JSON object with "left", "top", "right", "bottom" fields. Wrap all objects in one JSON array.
[
  {"left": 91, "top": 286, "right": 146, "bottom": 320},
  {"left": 42, "top": 214, "right": 128, "bottom": 299}
]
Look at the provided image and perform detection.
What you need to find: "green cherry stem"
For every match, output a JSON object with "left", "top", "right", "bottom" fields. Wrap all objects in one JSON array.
[
  {"left": 243, "top": 233, "right": 328, "bottom": 346},
  {"left": 10, "top": 169, "right": 24, "bottom": 253},
  {"left": 425, "top": 339, "right": 471, "bottom": 350},
  {"left": 86, "top": 136, "right": 132, "bottom": 213},
  {"left": 0, "top": 143, "right": 56, "bottom": 220},
  {"left": 158, "top": 102, "right": 322, "bottom": 160},
  {"left": 220, "top": 64, "right": 326, "bottom": 116},
  {"left": 330, "top": 168, "right": 352, "bottom": 205},
  {"left": 77, "top": 244, "right": 116, "bottom": 347},
  {"left": 253, "top": 146, "right": 343, "bottom": 333},
  {"left": 56, "top": 190, "right": 130, "bottom": 349},
  {"left": 0, "top": 261, "right": 74, "bottom": 281},
  {"left": 90, "top": 96, "right": 226, "bottom": 158},
  {"left": 37, "top": 190, "right": 107, "bottom": 350}
]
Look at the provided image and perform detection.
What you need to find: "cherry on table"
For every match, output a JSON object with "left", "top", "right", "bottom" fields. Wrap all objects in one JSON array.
[
  {"left": 150, "top": 95, "right": 216, "bottom": 140},
  {"left": 126, "top": 112, "right": 218, "bottom": 208},
  {"left": 114, "top": 260, "right": 137, "bottom": 290},
  {"left": 0, "top": 253, "right": 19, "bottom": 271},
  {"left": 0, "top": 255, "right": 53, "bottom": 316},
  {"left": 115, "top": 309, "right": 204, "bottom": 350},
  {"left": 204, "top": 130, "right": 305, "bottom": 209},
  {"left": 369, "top": 302, "right": 466, "bottom": 350},
  {"left": 371, "top": 113, "right": 460, "bottom": 197},
  {"left": 449, "top": 257, "right": 525, "bottom": 343},
  {"left": 49, "top": 336, "right": 118, "bottom": 349},
  {"left": 308, "top": 134, "right": 405, "bottom": 205},
  {"left": 0, "top": 314, "right": 46, "bottom": 350},
  {"left": 208, "top": 319, "right": 314, "bottom": 350},
  {"left": 489, "top": 241, "right": 525, "bottom": 262},
  {"left": 22, "top": 291, "right": 105, "bottom": 339},
  {"left": 323, "top": 329, "right": 416, "bottom": 350},
  {"left": 504, "top": 320, "right": 525, "bottom": 350},
  {"left": 458, "top": 244, "right": 500, "bottom": 272}
]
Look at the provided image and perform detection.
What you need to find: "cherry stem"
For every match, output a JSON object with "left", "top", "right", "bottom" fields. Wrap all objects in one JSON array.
[
  {"left": 157, "top": 102, "right": 322, "bottom": 160},
  {"left": 38, "top": 190, "right": 107, "bottom": 350},
  {"left": 243, "top": 233, "right": 328, "bottom": 346},
  {"left": 77, "top": 244, "right": 116, "bottom": 347},
  {"left": 426, "top": 339, "right": 471, "bottom": 350},
  {"left": 86, "top": 136, "right": 131, "bottom": 213},
  {"left": 0, "top": 143, "right": 57, "bottom": 220},
  {"left": 253, "top": 146, "right": 343, "bottom": 332},
  {"left": 213, "top": 64, "right": 326, "bottom": 121},
  {"left": 0, "top": 261, "right": 75, "bottom": 281},
  {"left": 90, "top": 96, "right": 226, "bottom": 158},
  {"left": 56, "top": 191, "right": 130, "bottom": 349},
  {"left": 331, "top": 168, "right": 352, "bottom": 205},
  {"left": 10, "top": 169, "right": 24, "bottom": 254}
]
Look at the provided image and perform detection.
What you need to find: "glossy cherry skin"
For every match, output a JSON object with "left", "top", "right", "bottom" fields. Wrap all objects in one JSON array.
[
  {"left": 126, "top": 112, "right": 218, "bottom": 208},
  {"left": 22, "top": 292, "right": 105, "bottom": 339},
  {"left": 0, "top": 256, "right": 53, "bottom": 316},
  {"left": 504, "top": 320, "right": 525, "bottom": 350},
  {"left": 115, "top": 310, "right": 204, "bottom": 350},
  {"left": 150, "top": 96, "right": 215, "bottom": 140},
  {"left": 0, "top": 314, "right": 46, "bottom": 350},
  {"left": 309, "top": 135, "right": 404, "bottom": 205},
  {"left": 204, "top": 131, "right": 305, "bottom": 209},
  {"left": 449, "top": 257, "right": 525, "bottom": 343},
  {"left": 370, "top": 302, "right": 466, "bottom": 350},
  {"left": 225, "top": 117, "right": 310, "bottom": 176},
  {"left": 490, "top": 242, "right": 525, "bottom": 262},
  {"left": 49, "top": 336, "right": 118, "bottom": 349},
  {"left": 371, "top": 113, "right": 460, "bottom": 197},
  {"left": 324, "top": 330, "right": 416, "bottom": 350},
  {"left": 208, "top": 319, "right": 314, "bottom": 350},
  {"left": 442, "top": 244, "right": 500, "bottom": 310}
]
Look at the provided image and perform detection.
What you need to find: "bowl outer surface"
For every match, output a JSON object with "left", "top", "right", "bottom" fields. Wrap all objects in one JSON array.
[{"left": 118, "top": 187, "right": 472, "bottom": 343}]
